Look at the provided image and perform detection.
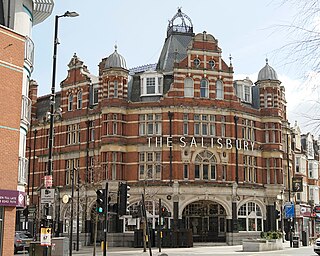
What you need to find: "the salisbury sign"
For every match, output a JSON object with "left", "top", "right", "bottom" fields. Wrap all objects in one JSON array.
[{"left": 148, "top": 136, "right": 255, "bottom": 151}]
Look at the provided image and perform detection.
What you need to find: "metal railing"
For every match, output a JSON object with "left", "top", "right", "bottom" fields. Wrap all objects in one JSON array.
[
  {"left": 21, "top": 95, "right": 32, "bottom": 125},
  {"left": 25, "top": 36, "right": 34, "bottom": 69}
]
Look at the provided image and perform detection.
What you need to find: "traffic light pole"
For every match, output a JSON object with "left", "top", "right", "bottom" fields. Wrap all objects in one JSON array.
[
  {"left": 104, "top": 182, "right": 108, "bottom": 256},
  {"left": 142, "top": 194, "right": 152, "bottom": 256},
  {"left": 158, "top": 198, "right": 162, "bottom": 253}
]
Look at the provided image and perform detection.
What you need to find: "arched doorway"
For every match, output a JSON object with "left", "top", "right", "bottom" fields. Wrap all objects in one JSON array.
[{"left": 182, "top": 200, "right": 226, "bottom": 242}]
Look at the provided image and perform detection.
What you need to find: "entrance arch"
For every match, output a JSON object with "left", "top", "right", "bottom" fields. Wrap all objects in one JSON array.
[{"left": 182, "top": 200, "right": 226, "bottom": 242}]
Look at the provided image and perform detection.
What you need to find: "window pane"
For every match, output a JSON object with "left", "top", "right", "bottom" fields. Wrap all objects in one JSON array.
[
  {"left": 216, "top": 80, "right": 223, "bottom": 99},
  {"left": 238, "top": 218, "right": 246, "bottom": 231},
  {"left": 257, "top": 218, "right": 262, "bottom": 231},
  {"left": 248, "top": 218, "right": 255, "bottom": 231},
  {"left": 200, "top": 79, "right": 208, "bottom": 98},
  {"left": 184, "top": 78, "right": 194, "bottom": 97},
  {"left": 195, "top": 165, "right": 200, "bottom": 179},
  {"left": 211, "top": 165, "right": 216, "bottom": 180},
  {"left": 203, "top": 165, "right": 208, "bottom": 180}
]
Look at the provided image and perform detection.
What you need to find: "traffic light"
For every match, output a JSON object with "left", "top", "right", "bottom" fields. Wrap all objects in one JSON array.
[
  {"left": 96, "top": 189, "right": 106, "bottom": 214},
  {"left": 118, "top": 182, "right": 130, "bottom": 216},
  {"left": 160, "top": 206, "right": 171, "bottom": 217},
  {"left": 275, "top": 209, "right": 281, "bottom": 219}
]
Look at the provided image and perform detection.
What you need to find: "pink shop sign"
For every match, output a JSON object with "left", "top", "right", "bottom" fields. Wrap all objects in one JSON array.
[{"left": 0, "top": 189, "right": 25, "bottom": 207}]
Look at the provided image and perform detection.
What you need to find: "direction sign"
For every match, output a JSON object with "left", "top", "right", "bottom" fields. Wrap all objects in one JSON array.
[
  {"left": 40, "top": 228, "right": 51, "bottom": 246},
  {"left": 40, "top": 189, "right": 55, "bottom": 204},
  {"left": 284, "top": 203, "right": 295, "bottom": 219}
]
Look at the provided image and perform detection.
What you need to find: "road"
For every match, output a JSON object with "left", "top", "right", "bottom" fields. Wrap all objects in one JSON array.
[{"left": 15, "top": 243, "right": 318, "bottom": 256}]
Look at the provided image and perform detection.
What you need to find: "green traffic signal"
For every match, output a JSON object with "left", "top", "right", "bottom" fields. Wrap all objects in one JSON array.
[
  {"left": 96, "top": 189, "right": 106, "bottom": 214},
  {"left": 97, "top": 206, "right": 103, "bottom": 213}
]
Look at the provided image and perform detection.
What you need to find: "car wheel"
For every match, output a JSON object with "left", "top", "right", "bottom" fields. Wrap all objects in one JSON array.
[{"left": 14, "top": 246, "right": 17, "bottom": 254}]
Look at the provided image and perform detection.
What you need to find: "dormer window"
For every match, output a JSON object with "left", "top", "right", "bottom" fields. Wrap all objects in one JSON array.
[
  {"left": 146, "top": 77, "right": 155, "bottom": 94},
  {"left": 140, "top": 72, "right": 163, "bottom": 96}
]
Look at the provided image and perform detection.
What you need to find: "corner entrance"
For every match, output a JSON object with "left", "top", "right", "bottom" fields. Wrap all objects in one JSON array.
[{"left": 182, "top": 200, "right": 226, "bottom": 242}]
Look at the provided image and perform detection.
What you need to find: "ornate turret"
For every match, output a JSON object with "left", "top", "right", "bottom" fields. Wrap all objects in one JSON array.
[
  {"left": 104, "top": 45, "right": 127, "bottom": 70},
  {"left": 257, "top": 59, "right": 279, "bottom": 81},
  {"left": 157, "top": 8, "right": 195, "bottom": 72},
  {"left": 99, "top": 45, "right": 129, "bottom": 100}
]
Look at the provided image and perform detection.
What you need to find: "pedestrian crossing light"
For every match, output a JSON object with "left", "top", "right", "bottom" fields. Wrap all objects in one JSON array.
[{"left": 96, "top": 189, "right": 106, "bottom": 214}]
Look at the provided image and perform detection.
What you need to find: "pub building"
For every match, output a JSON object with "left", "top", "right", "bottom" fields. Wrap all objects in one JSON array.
[{"left": 25, "top": 9, "right": 319, "bottom": 246}]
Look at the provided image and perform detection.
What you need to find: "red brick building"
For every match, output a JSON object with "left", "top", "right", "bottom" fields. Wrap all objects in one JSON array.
[
  {"left": 28, "top": 9, "right": 294, "bottom": 245},
  {"left": 0, "top": 25, "right": 25, "bottom": 256}
]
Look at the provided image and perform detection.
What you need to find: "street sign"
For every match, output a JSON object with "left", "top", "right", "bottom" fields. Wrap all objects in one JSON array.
[
  {"left": 40, "top": 228, "right": 51, "bottom": 246},
  {"left": 284, "top": 203, "right": 295, "bottom": 219},
  {"left": 40, "top": 189, "right": 55, "bottom": 204},
  {"left": 44, "top": 175, "right": 53, "bottom": 188}
]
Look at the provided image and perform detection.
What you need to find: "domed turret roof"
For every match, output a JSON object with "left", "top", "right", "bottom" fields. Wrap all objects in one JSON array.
[
  {"left": 105, "top": 45, "right": 127, "bottom": 69},
  {"left": 257, "top": 59, "right": 278, "bottom": 81}
]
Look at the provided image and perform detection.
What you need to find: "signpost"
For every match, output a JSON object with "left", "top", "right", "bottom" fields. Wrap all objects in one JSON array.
[
  {"left": 284, "top": 202, "right": 295, "bottom": 219},
  {"left": 41, "top": 189, "right": 55, "bottom": 204},
  {"left": 40, "top": 228, "right": 52, "bottom": 246}
]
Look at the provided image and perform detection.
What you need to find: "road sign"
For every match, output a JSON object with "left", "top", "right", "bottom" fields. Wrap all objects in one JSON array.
[
  {"left": 40, "top": 189, "right": 55, "bottom": 204},
  {"left": 44, "top": 175, "right": 53, "bottom": 188},
  {"left": 284, "top": 203, "right": 295, "bottom": 219},
  {"left": 40, "top": 228, "right": 51, "bottom": 246}
]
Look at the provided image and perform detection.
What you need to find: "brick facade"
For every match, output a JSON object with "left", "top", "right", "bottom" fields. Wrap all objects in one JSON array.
[{"left": 0, "top": 25, "right": 25, "bottom": 256}]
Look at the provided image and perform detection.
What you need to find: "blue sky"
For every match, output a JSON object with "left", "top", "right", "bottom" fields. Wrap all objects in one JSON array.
[{"left": 31, "top": 0, "right": 319, "bottom": 134}]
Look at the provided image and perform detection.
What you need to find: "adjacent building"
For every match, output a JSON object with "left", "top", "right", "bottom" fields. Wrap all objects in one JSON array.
[
  {"left": 0, "top": 0, "right": 54, "bottom": 254},
  {"left": 27, "top": 9, "right": 319, "bottom": 246}
]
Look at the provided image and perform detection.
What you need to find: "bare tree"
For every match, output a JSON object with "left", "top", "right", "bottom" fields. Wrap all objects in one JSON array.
[{"left": 277, "top": 0, "right": 320, "bottom": 73}]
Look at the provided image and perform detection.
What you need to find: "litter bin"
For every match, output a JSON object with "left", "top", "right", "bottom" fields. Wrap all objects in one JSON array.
[
  {"left": 293, "top": 236, "right": 299, "bottom": 248},
  {"left": 302, "top": 231, "right": 308, "bottom": 246}
]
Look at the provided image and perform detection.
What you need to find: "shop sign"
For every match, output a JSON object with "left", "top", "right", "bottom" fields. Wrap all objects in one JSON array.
[
  {"left": 300, "top": 205, "right": 311, "bottom": 217},
  {"left": 314, "top": 205, "right": 320, "bottom": 213},
  {"left": 147, "top": 136, "right": 255, "bottom": 151},
  {"left": 292, "top": 177, "right": 303, "bottom": 192},
  {"left": 0, "top": 189, "right": 25, "bottom": 207}
]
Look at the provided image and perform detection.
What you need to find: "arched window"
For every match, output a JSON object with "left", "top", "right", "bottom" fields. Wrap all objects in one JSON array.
[
  {"left": 200, "top": 78, "right": 208, "bottom": 98},
  {"left": 184, "top": 77, "right": 194, "bottom": 97},
  {"left": 238, "top": 202, "right": 263, "bottom": 231},
  {"left": 125, "top": 200, "right": 171, "bottom": 232},
  {"left": 194, "top": 150, "right": 217, "bottom": 180},
  {"left": 68, "top": 94, "right": 73, "bottom": 111},
  {"left": 216, "top": 80, "right": 224, "bottom": 99},
  {"left": 77, "top": 91, "right": 82, "bottom": 109}
]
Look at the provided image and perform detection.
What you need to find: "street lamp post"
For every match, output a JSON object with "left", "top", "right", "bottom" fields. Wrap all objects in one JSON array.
[{"left": 46, "top": 11, "right": 78, "bottom": 256}]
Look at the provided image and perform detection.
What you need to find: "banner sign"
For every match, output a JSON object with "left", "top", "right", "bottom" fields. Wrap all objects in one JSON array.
[
  {"left": 292, "top": 177, "right": 303, "bottom": 192},
  {"left": 0, "top": 189, "right": 25, "bottom": 207}
]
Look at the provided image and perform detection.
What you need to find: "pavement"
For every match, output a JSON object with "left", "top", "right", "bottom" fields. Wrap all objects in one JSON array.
[{"left": 71, "top": 241, "right": 318, "bottom": 256}]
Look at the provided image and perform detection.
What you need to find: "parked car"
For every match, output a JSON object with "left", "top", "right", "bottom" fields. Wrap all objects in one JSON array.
[
  {"left": 314, "top": 237, "right": 320, "bottom": 255},
  {"left": 14, "top": 231, "right": 32, "bottom": 254}
]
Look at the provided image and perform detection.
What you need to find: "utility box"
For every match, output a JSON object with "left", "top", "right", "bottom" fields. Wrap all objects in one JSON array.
[
  {"left": 29, "top": 242, "right": 51, "bottom": 256},
  {"left": 51, "top": 237, "right": 69, "bottom": 256}
]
